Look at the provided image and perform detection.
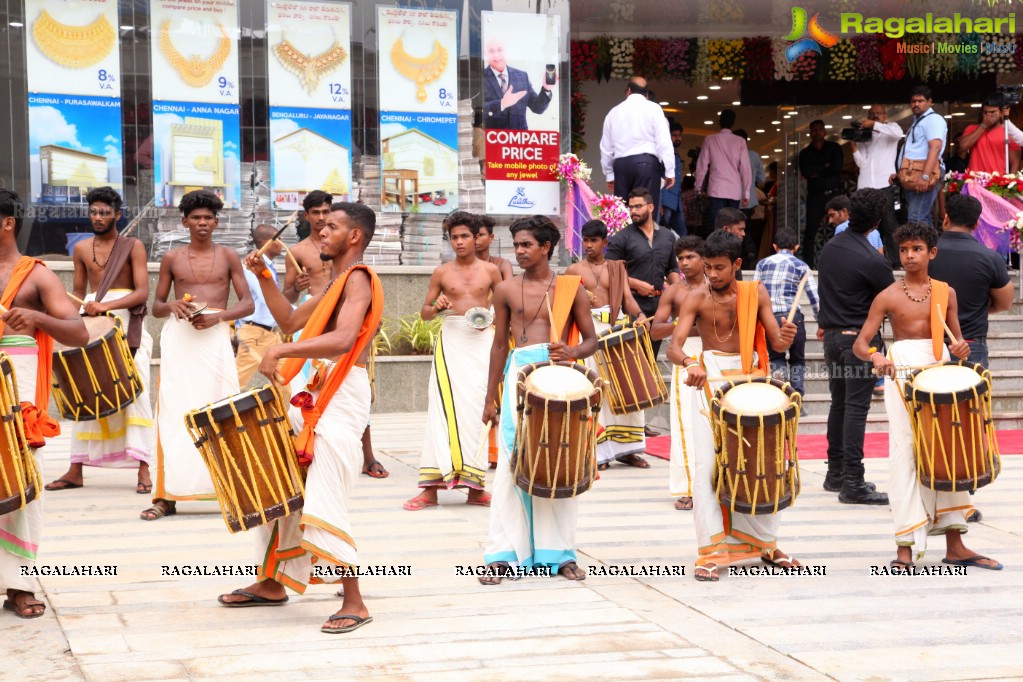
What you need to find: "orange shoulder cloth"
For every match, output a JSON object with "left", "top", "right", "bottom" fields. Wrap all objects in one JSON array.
[
  {"left": 930, "top": 279, "right": 950, "bottom": 361},
  {"left": 279, "top": 264, "right": 384, "bottom": 465},
  {"left": 552, "top": 275, "right": 581, "bottom": 347},
  {"left": 736, "top": 280, "right": 769, "bottom": 375},
  {"left": 0, "top": 256, "right": 55, "bottom": 412}
]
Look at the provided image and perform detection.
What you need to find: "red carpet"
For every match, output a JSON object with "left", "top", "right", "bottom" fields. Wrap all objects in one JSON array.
[{"left": 645, "top": 431, "right": 1023, "bottom": 461}]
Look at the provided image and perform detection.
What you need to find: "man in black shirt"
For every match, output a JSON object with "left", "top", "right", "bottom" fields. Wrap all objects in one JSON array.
[
  {"left": 606, "top": 187, "right": 681, "bottom": 361},
  {"left": 817, "top": 188, "right": 893, "bottom": 505},
  {"left": 799, "top": 120, "right": 844, "bottom": 268},
  {"left": 930, "top": 193, "right": 1014, "bottom": 369}
]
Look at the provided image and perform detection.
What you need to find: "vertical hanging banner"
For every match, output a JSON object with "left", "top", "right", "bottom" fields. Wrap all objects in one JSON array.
[
  {"left": 267, "top": 1, "right": 353, "bottom": 211},
  {"left": 25, "top": 0, "right": 123, "bottom": 204},
  {"left": 481, "top": 11, "right": 561, "bottom": 215},
  {"left": 377, "top": 6, "right": 458, "bottom": 213},
  {"left": 150, "top": 0, "right": 241, "bottom": 209}
]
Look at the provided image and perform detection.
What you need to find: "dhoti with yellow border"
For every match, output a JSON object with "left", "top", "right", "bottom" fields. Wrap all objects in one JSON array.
[
  {"left": 586, "top": 306, "right": 645, "bottom": 466},
  {"left": 669, "top": 336, "right": 703, "bottom": 498}
]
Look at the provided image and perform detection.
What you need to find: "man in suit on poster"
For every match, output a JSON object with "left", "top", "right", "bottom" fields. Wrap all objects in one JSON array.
[{"left": 483, "top": 38, "right": 553, "bottom": 131}]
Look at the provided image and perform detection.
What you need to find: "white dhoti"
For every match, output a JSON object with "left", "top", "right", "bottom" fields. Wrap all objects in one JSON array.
[
  {"left": 69, "top": 290, "right": 155, "bottom": 468},
  {"left": 692, "top": 351, "right": 780, "bottom": 568},
  {"left": 417, "top": 316, "right": 493, "bottom": 490},
  {"left": 585, "top": 307, "right": 645, "bottom": 465},
  {"left": 885, "top": 339, "right": 971, "bottom": 555},
  {"left": 155, "top": 316, "right": 239, "bottom": 501},
  {"left": 255, "top": 365, "right": 370, "bottom": 592},
  {"left": 669, "top": 336, "right": 703, "bottom": 498},
  {"left": 484, "top": 344, "right": 579, "bottom": 570},
  {"left": 0, "top": 338, "right": 43, "bottom": 593}
]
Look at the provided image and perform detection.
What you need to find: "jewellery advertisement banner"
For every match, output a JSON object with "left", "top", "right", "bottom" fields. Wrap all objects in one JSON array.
[
  {"left": 377, "top": 6, "right": 458, "bottom": 214},
  {"left": 150, "top": 0, "right": 242, "bottom": 209},
  {"left": 482, "top": 11, "right": 561, "bottom": 215},
  {"left": 25, "top": 0, "right": 123, "bottom": 205},
  {"left": 267, "top": 0, "right": 353, "bottom": 211}
]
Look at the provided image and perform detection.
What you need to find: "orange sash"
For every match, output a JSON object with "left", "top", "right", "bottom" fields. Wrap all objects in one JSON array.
[
  {"left": 279, "top": 264, "right": 384, "bottom": 464},
  {"left": 930, "top": 279, "right": 950, "bottom": 361},
  {"left": 552, "top": 275, "right": 581, "bottom": 347},
  {"left": 736, "top": 280, "right": 769, "bottom": 375},
  {"left": 0, "top": 257, "right": 55, "bottom": 411}
]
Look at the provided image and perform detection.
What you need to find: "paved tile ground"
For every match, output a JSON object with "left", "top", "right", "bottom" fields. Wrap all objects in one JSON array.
[{"left": 4, "top": 413, "right": 1021, "bottom": 682}]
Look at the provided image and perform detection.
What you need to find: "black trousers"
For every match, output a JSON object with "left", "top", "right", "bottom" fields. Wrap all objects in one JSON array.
[
  {"left": 823, "top": 329, "right": 882, "bottom": 485},
  {"left": 613, "top": 154, "right": 662, "bottom": 210},
  {"left": 803, "top": 191, "right": 828, "bottom": 268}
]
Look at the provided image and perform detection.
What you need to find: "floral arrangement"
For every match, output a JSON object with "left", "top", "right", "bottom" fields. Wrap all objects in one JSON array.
[
  {"left": 879, "top": 38, "right": 907, "bottom": 80},
  {"left": 594, "top": 36, "right": 613, "bottom": 82},
  {"left": 826, "top": 39, "right": 857, "bottom": 80},
  {"left": 902, "top": 36, "right": 929, "bottom": 80},
  {"left": 690, "top": 38, "right": 712, "bottom": 86},
  {"left": 632, "top": 38, "right": 664, "bottom": 80},
  {"left": 957, "top": 34, "right": 982, "bottom": 77},
  {"left": 851, "top": 36, "right": 882, "bottom": 80},
  {"left": 570, "top": 40, "right": 598, "bottom": 82},
  {"left": 609, "top": 37, "right": 634, "bottom": 80},
  {"left": 772, "top": 37, "right": 794, "bottom": 80},
  {"left": 708, "top": 39, "right": 745, "bottom": 81},
  {"left": 930, "top": 40, "right": 958, "bottom": 82},
  {"left": 1005, "top": 211, "right": 1023, "bottom": 251},
  {"left": 593, "top": 193, "right": 631, "bottom": 236},
  {"left": 742, "top": 37, "right": 773, "bottom": 81},
  {"left": 944, "top": 170, "right": 1023, "bottom": 199},
  {"left": 555, "top": 153, "right": 592, "bottom": 182},
  {"left": 980, "top": 34, "right": 1016, "bottom": 73},
  {"left": 662, "top": 38, "right": 693, "bottom": 80},
  {"left": 570, "top": 88, "right": 588, "bottom": 154},
  {"left": 789, "top": 51, "right": 818, "bottom": 80},
  {"left": 1016, "top": 34, "right": 1023, "bottom": 70}
]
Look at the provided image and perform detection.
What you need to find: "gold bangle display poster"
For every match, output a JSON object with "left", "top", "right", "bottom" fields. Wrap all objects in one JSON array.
[
  {"left": 25, "top": 0, "right": 123, "bottom": 205},
  {"left": 377, "top": 6, "right": 458, "bottom": 214},
  {"left": 267, "top": 1, "right": 353, "bottom": 211},
  {"left": 482, "top": 12, "right": 561, "bottom": 215},
  {"left": 149, "top": 0, "right": 242, "bottom": 209}
]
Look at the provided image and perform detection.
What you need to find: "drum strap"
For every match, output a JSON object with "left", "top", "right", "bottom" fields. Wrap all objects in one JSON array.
[
  {"left": 94, "top": 236, "right": 147, "bottom": 350},
  {"left": 0, "top": 257, "right": 54, "bottom": 412},
  {"left": 606, "top": 261, "right": 628, "bottom": 324},
  {"left": 736, "top": 281, "right": 769, "bottom": 375},
  {"left": 552, "top": 275, "right": 582, "bottom": 345},
  {"left": 930, "top": 280, "right": 950, "bottom": 361}
]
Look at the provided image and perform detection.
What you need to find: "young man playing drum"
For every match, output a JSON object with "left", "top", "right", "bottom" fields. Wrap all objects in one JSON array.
[
  {"left": 667, "top": 231, "right": 798, "bottom": 581},
  {"left": 221, "top": 202, "right": 383, "bottom": 634},
  {"left": 45, "top": 186, "right": 155, "bottom": 494},
  {"left": 652, "top": 236, "right": 707, "bottom": 511},
  {"left": 141, "top": 190, "right": 254, "bottom": 521},
  {"left": 853, "top": 222, "right": 1001, "bottom": 573},
  {"left": 0, "top": 188, "right": 89, "bottom": 618},
  {"left": 480, "top": 215, "right": 597, "bottom": 584},
  {"left": 566, "top": 219, "right": 649, "bottom": 472},
  {"left": 403, "top": 211, "right": 502, "bottom": 511}
]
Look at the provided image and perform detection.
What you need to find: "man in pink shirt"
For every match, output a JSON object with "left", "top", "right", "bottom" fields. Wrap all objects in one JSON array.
[
  {"left": 695, "top": 109, "right": 751, "bottom": 228},
  {"left": 960, "top": 93, "right": 1021, "bottom": 174}
]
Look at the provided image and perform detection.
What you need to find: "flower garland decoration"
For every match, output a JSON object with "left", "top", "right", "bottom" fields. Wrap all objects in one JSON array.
[
  {"left": 593, "top": 193, "right": 631, "bottom": 236},
  {"left": 957, "top": 34, "right": 982, "bottom": 77},
  {"left": 903, "top": 35, "right": 929, "bottom": 80},
  {"left": 594, "top": 36, "right": 612, "bottom": 82},
  {"left": 1005, "top": 211, "right": 1023, "bottom": 252},
  {"left": 1015, "top": 33, "right": 1023, "bottom": 70},
  {"left": 742, "top": 37, "right": 772, "bottom": 81},
  {"left": 555, "top": 153, "right": 592, "bottom": 183},
  {"left": 980, "top": 34, "right": 1015, "bottom": 73},
  {"left": 609, "top": 37, "right": 634, "bottom": 80},
  {"left": 930, "top": 37, "right": 958, "bottom": 83},
  {"left": 708, "top": 39, "right": 745, "bottom": 81},
  {"left": 826, "top": 39, "right": 857, "bottom": 80},
  {"left": 690, "top": 38, "right": 712, "bottom": 86},
  {"left": 944, "top": 170, "right": 1023, "bottom": 200},
  {"left": 772, "top": 37, "right": 794, "bottom": 81},
  {"left": 632, "top": 38, "right": 664, "bottom": 80},
  {"left": 662, "top": 38, "right": 692, "bottom": 81},
  {"left": 789, "top": 51, "right": 818, "bottom": 81},
  {"left": 851, "top": 36, "right": 882, "bottom": 80},
  {"left": 570, "top": 88, "right": 588, "bottom": 154},
  {"left": 570, "top": 40, "right": 597, "bottom": 82},
  {"left": 879, "top": 37, "right": 907, "bottom": 80}
]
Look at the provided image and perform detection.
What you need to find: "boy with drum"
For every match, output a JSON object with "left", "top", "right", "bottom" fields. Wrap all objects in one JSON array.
[
  {"left": 666, "top": 231, "right": 798, "bottom": 581},
  {"left": 479, "top": 215, "right": 597, "bottom": 584},
  {"left": 853, "top": 222, "right": 1002, "bottom": 573},
  {"left": 46, "top": 187, "right": 155, "bottom": 494},
  {"left": 403, "top": 211, "right": 502, "bottom": 511},
  {"left": 565, "top": 219, "right": 649, "bottom": 471}
]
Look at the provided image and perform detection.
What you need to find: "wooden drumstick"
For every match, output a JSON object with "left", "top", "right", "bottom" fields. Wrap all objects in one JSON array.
[
  {"left": 699, "top": 408, "right": 751, "bottom": 447},
  {"left": 68, "top": 292, "right": 86, "bottom": 307},
  {"left": 935, "top": 303, "right": 956, "bottom": 340},
  {"left": 256, "top": 211, "right": 299, "bottom": 257},
  {"left": 786, "top": 271, "right": 810, "bottom": 324},
  {"left": 473, "top": 420, "right": 493, "bottom": 466},
  {"left": 278, "top": 240, "right": 303, "bottom": 272},
  {"left": 0, "top": 303, "right": 7, "bottom": 316},
  {"left": 545, "top": 292, "right": 558, "bottom": 344}
]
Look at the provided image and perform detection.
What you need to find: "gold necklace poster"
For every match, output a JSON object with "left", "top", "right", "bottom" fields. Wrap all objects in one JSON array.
[
  {"left": 377, "top": 6, "right": 458, "bottom": 214},
  {"left": 25, "top": 0, "right": 123, "bottom": 206},
  {"left": 149, "top": 0, "right": 241, "bottom": 209},
  {"left": 481, "top": 11, "right": 562, "bottom": 215},
  {"left": 267, "top": 1, "right": 353, "bottom": 211}
]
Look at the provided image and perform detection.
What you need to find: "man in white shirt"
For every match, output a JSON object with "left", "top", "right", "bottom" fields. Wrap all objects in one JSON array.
[
  {"left": 852, "top": 104, "right": 903, "bottom": 266},
  {"left": 600, "top": 77, "right": 675, "bottom": 209}
]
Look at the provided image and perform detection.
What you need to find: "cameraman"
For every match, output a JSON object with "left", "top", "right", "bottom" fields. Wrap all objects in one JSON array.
[
  {"left": 959, "top": 93, "right": 1021, "bottom": 174},
  {"left": 851, "top": 105, "right": 903, "bottom": 266}
]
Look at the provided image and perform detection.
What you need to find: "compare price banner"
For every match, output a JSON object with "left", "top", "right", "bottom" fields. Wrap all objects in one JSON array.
[
  {"left": 377, "top": 6, "right": 459, "bottom": 214},
  {"left": 25, "top": 0, "right": 123, "bottom": 204},
  {"left": 149, "top": 0, "right": 242, "bottom": 209},
  {"left": 481, "top": 11, "right": 561, "bottom": 215},
  {"left": 267, "top": 0, "right": 353, "bottom": 210}
]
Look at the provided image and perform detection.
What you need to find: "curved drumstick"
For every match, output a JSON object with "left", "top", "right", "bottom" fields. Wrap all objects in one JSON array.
[
  {"left": 277, "top": 240, "right": 303, "bottom": 272},
  {"left": 935, "top": 303, "right": 956, "bottom": 340},
  {"left": 257, "top": 210, "right": 299, "bottom": 257},
  {"left": 786, "top": 271, "right": 810, "bottom": 324}
]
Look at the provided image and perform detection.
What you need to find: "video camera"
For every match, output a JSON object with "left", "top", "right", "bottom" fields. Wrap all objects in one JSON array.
[
  {"left": 840, "top": 120, "right": 874, "bottom": 143},
  {"left": 997, "top": 85, "right": 1022, "bottom": 108}
]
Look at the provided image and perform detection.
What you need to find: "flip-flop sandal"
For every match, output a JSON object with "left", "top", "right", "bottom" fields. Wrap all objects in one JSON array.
[
  {"left": 361, "top": 461, "right": 389, "bottom": 479},
  {"left": 694, "top": 565, "right": 719, "bottom": 582},
  {"left": 761, "top": 552, "right": 801, "bottom": 569},
  {"left": 942, "top": 555, "right": 1003, "bottom": 571},
  {"left": 136, "top": 482, "right": 153, "bottom": 495},
  {"left": 3, "top": 592, "right": 46, "bottom": 619},
  {"left": 558, "top": 561, "right": 586, "bottom": 581},
  {"left": 44, "top": 479, "right": 83, "bottom": 491},
  {"left": 217, "top": 589, "right": 289, "bottom": 607},
  {"left": 674, "top": 497, "right": 693, "bottom": 511},
  {"left": 402, "top": 496, "right": 438, "bottom": 511},
  {"left": 617, "top": 454, "right": 650, "bottom": 468},
  {"left": 889, "top": 559, "right": 915, "bottom": 573},
  {"left": 321, "top": 614, "right": 373, "bottom": 634},
  {"left": 139, "top": 504, "right": 177, "bottom": 521},
  {"left": 466, "top": 493, "right": 492, "bottom": 507}
]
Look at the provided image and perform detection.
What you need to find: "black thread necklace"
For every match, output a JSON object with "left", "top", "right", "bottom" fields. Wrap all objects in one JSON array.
[
  {"left": 520, "top": 272, "right": 556, "bottom": 344},
  {"left": 92, "top": 233, "right": 119, "bottom": 268}
]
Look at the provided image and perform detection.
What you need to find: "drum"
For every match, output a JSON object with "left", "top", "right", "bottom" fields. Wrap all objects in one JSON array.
[
  {"left": 711, "top": 377, "right": 801, "bottom": 515},
  {"left": 594, "top": 324, "right": 667, "bottom": 415},
  {"left": 512, "top": 362, "right": 603, "bottom": 499},
  {"left": 0, "top": 353, "right": 41, "bottom": 516},
  {"left": 185, "top": 384, "right": 304, "bottom": 533},
  {"left": 51, "top": 314, "right": 142, "bottom": 421},
  {"left": 904, "top": 361, "right": 1000, "bottom": 492}
]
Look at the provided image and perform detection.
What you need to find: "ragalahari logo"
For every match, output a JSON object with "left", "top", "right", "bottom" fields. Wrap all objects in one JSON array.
[{"left": 784, "top": 7, "right": 839, "bottom": 61}]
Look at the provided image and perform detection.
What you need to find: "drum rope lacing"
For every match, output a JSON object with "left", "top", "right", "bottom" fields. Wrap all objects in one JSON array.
[
  {"left": 594, "top": 325, "right": 667, "bottom": 415},
  {"left": 0, "top": 355, "right": 41, "bottom": 508},
  {"left": 51, "top": 318, "right": 142, "bottom": 420}
]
